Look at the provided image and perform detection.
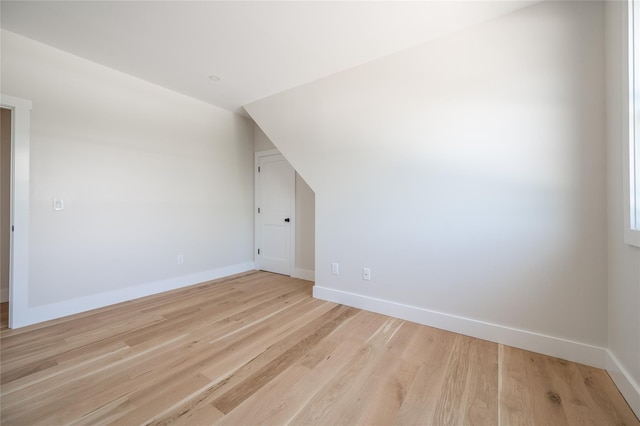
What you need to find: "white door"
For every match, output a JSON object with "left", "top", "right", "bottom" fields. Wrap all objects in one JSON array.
[{"left": 257, "top": 154, "right": 294, "bottom": 275}]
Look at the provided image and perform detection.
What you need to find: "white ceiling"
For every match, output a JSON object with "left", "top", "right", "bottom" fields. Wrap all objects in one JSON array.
[{"left": 1, "top": 1, "right": 538, "bottom": 114}]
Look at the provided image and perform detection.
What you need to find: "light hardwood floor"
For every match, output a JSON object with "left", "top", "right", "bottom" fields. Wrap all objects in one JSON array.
[{"left": 0, "top": 271, "right": 638, "bottom": 425}]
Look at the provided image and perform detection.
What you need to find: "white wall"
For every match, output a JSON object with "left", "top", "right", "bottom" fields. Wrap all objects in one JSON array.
[
  {"left": 247, "top": 1, "right": 608, "bottom": 365},
  {"left": 254, "top": 125, "right": 277, "bottom": 152},
  {"left": 253, "top": 125, "right": 315, "bottom": 278},
  {"left": 1, "top": 30, "right": 255, "bottom": 325},
  {"left": 295, "top": 174, "right": 315, "bottom": 273},
  {"left": 605, "top": 1, "right": 640, "bottom": 416}
]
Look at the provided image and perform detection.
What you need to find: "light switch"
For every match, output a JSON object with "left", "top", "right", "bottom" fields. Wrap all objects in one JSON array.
[
  {"left": 331, "top": 262, "right": 339, "bottom": 275},
  {"left": 53, "top": 198, "right": 64, "bottom": 211}
]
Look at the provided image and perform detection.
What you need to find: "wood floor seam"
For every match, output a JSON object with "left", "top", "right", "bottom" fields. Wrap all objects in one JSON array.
[{"left": 1, "top": 272, "right": 637, "bottom": 425}]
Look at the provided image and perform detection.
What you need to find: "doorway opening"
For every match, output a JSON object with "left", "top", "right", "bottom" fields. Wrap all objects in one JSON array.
[
  {"left": 255, "top": 152, "right": 296, "bottom": 276},
  {"left": 254, "top": 149, "right": 315, "bottom": 281},
  {"left": 1, "top": 107, "right": 10, "bottom": 328},
  {"left": 1, "top": 95, "right": 32, "bottom": 329}
]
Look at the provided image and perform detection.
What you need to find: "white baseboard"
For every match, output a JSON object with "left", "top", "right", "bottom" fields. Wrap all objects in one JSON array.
[
  {"left": 313, "top": 286, "right": 607, "bottom": 369},
  {"left": 292, "top": 268, "right": 315, "bottom": 282},
  {"left": 0, "top": 287, "right": 8, "bottom": 303},
  {"left": 11, "top": 262, "right": 256, "bottom": 328},
  {"left": 606, "top": 351, "right": 640, "bottom": 418}
]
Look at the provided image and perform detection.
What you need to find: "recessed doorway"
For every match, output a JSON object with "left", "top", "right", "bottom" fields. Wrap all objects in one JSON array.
[
  {"left": 1, "top": 95, "right": 32, "bottom": 329},
  {"left": 255, "top": 152, "right": 295, "bottom": 276},
  {"left": 0, "top": 107, "right": 10, "bottom": 328}
]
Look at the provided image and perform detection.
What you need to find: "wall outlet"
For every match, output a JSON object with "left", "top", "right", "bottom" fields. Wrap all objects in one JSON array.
[
  {"left": 53, "top": 198, "right": 64, "bottom": 211},
  {"left": 177, "top": 255, "right": 184, "bottom": 264},
  {"left": 362, "top": 267, "right": 371, "bottom": 281},
  {"left": 331, "top": 262, "right": 339, "bottom": 275}
]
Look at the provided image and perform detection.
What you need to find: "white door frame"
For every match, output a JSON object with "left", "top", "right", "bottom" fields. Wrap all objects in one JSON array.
[
  {"left": 255, "top": 149, "right": 296, "bottom": 275},
  {"left": 1, "top": 95, "right": 32, "bottom": 329}
]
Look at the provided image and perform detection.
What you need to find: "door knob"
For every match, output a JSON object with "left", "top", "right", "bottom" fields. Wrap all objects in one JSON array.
[{"left": 284, "top": 218, "right": 290, "bottom": 222}]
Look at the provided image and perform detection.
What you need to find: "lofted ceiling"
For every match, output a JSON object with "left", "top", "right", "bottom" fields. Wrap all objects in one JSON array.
[{"left": 1, "top": 1, "right": 538, "bottom": 114}]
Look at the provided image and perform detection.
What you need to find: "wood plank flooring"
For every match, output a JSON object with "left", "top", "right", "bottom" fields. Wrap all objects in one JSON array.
[{"left": 0, "top": 271, "right": 638, "bottom": 425}]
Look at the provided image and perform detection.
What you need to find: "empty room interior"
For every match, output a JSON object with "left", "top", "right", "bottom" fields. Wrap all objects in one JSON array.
[{"left": 1, "top": 0, "right": 640, "bottom": 424}]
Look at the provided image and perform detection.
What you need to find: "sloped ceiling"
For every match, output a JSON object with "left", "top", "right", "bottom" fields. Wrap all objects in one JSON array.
[{"left": 1, "top": 1, "right": 537, "bottom": 114}]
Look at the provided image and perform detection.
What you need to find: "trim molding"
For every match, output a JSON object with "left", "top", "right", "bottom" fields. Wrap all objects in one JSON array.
[
  {"left": 292, "top": 268, "right": 314, "bottom": 282},
  {"left": 313, "top": 286, "right": 607, "bottom": 369},
  {"left": 606, "top": 351, "right": 640, "bottom": 418},
  {"left": 12, "top": 262, "right": 255, "bottom": 328},
  {"left": 0, "top": 94, "right": 32, "bottom": 329}
]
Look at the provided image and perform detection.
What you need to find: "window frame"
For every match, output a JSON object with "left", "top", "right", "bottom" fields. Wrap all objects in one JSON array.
[{"left": 626, "top": 0, "right": 640, "bottom": 247}]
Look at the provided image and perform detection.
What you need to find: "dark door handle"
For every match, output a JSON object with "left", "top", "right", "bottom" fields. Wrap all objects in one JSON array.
[{"left": 284, "top": 218, "right": 290, "bottom": 222}]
